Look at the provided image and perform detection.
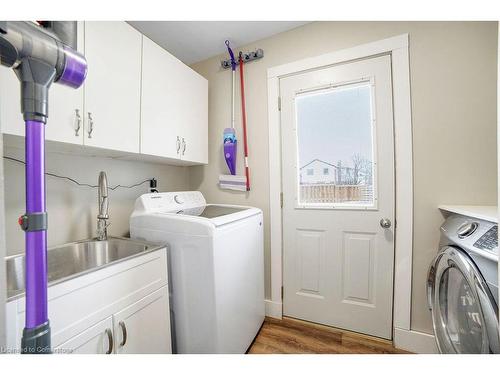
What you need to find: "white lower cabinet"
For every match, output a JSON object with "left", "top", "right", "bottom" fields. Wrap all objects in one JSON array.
[
  {"left": 56, "top": 287, "right": 171, "bottom": 354},
  {"left": 6, "top": 248, "right": 172, "bottom": 354},
  {"left": 113, "top": 287, "right": 171, "bottom": 354}
]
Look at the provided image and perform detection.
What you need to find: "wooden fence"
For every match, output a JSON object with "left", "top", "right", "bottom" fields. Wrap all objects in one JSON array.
[{"left": 300, "top": 184, "right": 371, "bottom": 204}]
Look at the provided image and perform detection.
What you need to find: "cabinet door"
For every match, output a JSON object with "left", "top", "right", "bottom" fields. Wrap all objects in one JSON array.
[
  {"left": 55, "top": 317, "right": 115, "bottom": 354},
  {"left": 0, "top": 22, "right": 85, "bottom": 144},
  {"left": 179, "top": 67, "right": 208, "bottom": 164},
  {"left": 113, "top": 286, "right": 171, "bottom": 354},
  {"left": 83, "top": 21, "right": 142, "bottom": 153},
  {"left": 140, "top": 36, "right": 183, "bottom": 160}
]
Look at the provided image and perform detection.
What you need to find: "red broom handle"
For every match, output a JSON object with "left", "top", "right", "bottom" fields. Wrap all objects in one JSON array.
[{"left": 239, "top": 53, "right": 250, "bottom": 191}]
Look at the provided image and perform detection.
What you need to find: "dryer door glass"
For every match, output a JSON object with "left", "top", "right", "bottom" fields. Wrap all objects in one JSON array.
[{"left": 438, "top": 267, "right": 484, "bottom": 353}]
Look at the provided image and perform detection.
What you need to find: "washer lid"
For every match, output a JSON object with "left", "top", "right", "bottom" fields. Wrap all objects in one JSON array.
[
  {"left": 428, "top": 246, "right": 499, "bottom": 353},
  {"left": 173, "top": 205, "right": 248, "bottom": 219},
  {"left": 156, "top": 204, "right": 262, "bottom": 227}
]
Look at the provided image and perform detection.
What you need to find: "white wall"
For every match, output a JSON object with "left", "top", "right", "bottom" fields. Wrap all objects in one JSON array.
[
  {"left": 3, "top": 144, "right": 190, "bottom": 255},
  {"left": 190, "top": 21, "right": 498, "bottom": 334}
]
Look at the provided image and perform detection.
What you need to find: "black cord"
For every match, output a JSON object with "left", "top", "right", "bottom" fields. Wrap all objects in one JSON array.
[{"left": 3, "top": 156, "right": 152, "bottom": 191}]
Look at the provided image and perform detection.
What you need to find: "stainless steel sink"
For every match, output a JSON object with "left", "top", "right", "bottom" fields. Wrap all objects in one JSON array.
[{"left": 5, "top": 237, "right": 165, "bottom": 301}]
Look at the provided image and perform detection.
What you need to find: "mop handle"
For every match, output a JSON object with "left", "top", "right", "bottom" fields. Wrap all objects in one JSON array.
[
  {"left": 239, "top": 52, "right": 251, "bottom": 191},
  {"left": 225, "top": 40, "right": 236, "bottom": 129}
]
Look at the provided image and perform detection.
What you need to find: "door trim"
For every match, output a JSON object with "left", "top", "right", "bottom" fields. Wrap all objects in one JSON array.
[{"left": 266, "top": 34, "right": 413, "bottom": 333}]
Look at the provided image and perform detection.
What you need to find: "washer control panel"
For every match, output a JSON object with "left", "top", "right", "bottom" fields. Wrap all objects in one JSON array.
[
  {"left": 473, "top": 225, "right": 498, "bottom": 252},
  {"left": 135, "top": 191, "right": 206, "bottom": 213}
]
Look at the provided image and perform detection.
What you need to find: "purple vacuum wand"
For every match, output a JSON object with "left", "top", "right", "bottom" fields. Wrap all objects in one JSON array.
[{"left": 0, "top": 21, "right": 87, "bottom": 353}]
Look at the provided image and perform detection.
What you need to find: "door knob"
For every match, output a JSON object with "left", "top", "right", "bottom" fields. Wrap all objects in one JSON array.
[{"left": 380, "top": 218, "right": 392, "bottom": 229}]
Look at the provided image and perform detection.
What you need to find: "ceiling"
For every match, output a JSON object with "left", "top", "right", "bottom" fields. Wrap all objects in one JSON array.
[{"left": 128, "top": 21, "right": 309, "bottom": 65}]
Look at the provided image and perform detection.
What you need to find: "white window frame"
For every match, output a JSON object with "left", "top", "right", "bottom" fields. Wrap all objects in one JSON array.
[
  {"left": 294, "top": 79, "right": 378, "bottom": 210},
  {"left": 266, "top": 34, "right": 414, "bottom": 342}
]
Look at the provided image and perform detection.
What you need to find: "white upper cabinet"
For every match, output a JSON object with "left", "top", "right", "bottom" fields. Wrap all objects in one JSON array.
[
  {"left": 83, "top": 22, "right": 142, "bottom": 153},
  {"left": 177, "top": 62, "right": 208, "bottom": 164},
  {"left": 140, "top": 36, "right": 208, "bottom": 165},
  {"left": 0, "top": 22, "right": 85, "bottom": 144},
  {"left": 0, "top": 22, "right": 208, "bottom": 166},
  {"left": 140, "top": 36, "right": 182, "bottom": 160}
]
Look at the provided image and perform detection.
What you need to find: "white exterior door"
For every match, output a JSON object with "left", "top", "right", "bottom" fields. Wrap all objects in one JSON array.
[
  {"left": 113, "top": 287, "right": 172, "bottom": 354},
  {"left": 83, "top": 21, "right": 142, "bottom": 153},
  {"left": 280, "top": 55, "right": 395, "bottom": 339}
]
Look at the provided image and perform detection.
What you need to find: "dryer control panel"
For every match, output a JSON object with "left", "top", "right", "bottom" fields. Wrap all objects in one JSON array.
[{"left": 473, "top": 225, "right": 498, "bottom": 252}]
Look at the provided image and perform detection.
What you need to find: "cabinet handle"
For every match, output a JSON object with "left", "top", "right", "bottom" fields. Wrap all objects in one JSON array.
[
  {"left": 87, "top": 112, "right": 94, "bottom": 138},
  {"left": 119, "top": 321, "right": 127, "bottom": 347},
  {"left": 182, "top": 137, "right": 186, "bottom": 156},
  {"left": 105, "top": 328, "right": 113, "bottom": 354},
  {"left": 74, "top": 109, "right": 81, "bottom": 136},
  {"left": 176, "top": 136, "right": 181, "bottom": 154}
]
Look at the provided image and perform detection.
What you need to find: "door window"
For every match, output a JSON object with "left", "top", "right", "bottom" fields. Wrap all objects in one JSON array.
[{"left": 295, "top": 82, "right": 376, "bottom": 208}]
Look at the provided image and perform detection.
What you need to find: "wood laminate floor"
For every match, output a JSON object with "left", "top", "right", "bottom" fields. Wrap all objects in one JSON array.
[{"left": 248, "top": 317, "right": 410, "bottom": 354}]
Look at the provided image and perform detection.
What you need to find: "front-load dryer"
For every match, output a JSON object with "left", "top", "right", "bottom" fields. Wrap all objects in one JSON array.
[
  {"left": 130, "top": 191, "right": 265, "bottom": 354},
  {"left": 427, "top": 213, "right": 499, "bottom": 353}
]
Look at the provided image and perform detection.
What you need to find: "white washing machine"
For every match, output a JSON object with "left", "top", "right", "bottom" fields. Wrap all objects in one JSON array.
[
  {"left": 130, "top": 191, "right": 265, "bottom": 353},
  {"left": 427, "top": 213, "right": 499, "bottom": 353}
]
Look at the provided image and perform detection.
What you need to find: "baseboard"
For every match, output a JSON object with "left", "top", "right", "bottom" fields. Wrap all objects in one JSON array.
[
  {"left": 394, "top": 327, "right": 438, "bottom": 354},
  {"left": 265, "top": 299, "right": 282, "bottom": 319}
]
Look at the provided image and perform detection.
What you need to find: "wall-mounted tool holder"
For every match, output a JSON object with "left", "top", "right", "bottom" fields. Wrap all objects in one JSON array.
[{"left": 221, "top": 48, "right": 264, "bottom": 70}]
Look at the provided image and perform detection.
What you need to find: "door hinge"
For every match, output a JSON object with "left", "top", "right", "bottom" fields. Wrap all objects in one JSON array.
[
  {"left": 278, "top": 96, "right": 281, "bottom": 111},
  {"left": 281, "top": 286, "right": 284, "bottom": 300},
  {"left": 280, "top": 192, "right": 283, "bottom": 208}
]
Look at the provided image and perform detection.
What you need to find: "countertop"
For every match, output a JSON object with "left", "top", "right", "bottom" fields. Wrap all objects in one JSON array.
[{"left": 438, "top": 205, "right": 498, "bottom": 223}]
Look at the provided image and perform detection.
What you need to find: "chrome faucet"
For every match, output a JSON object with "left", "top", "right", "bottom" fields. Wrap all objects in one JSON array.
[{"left": 96, "top": 171, "right": 109, "bottom": 241}]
